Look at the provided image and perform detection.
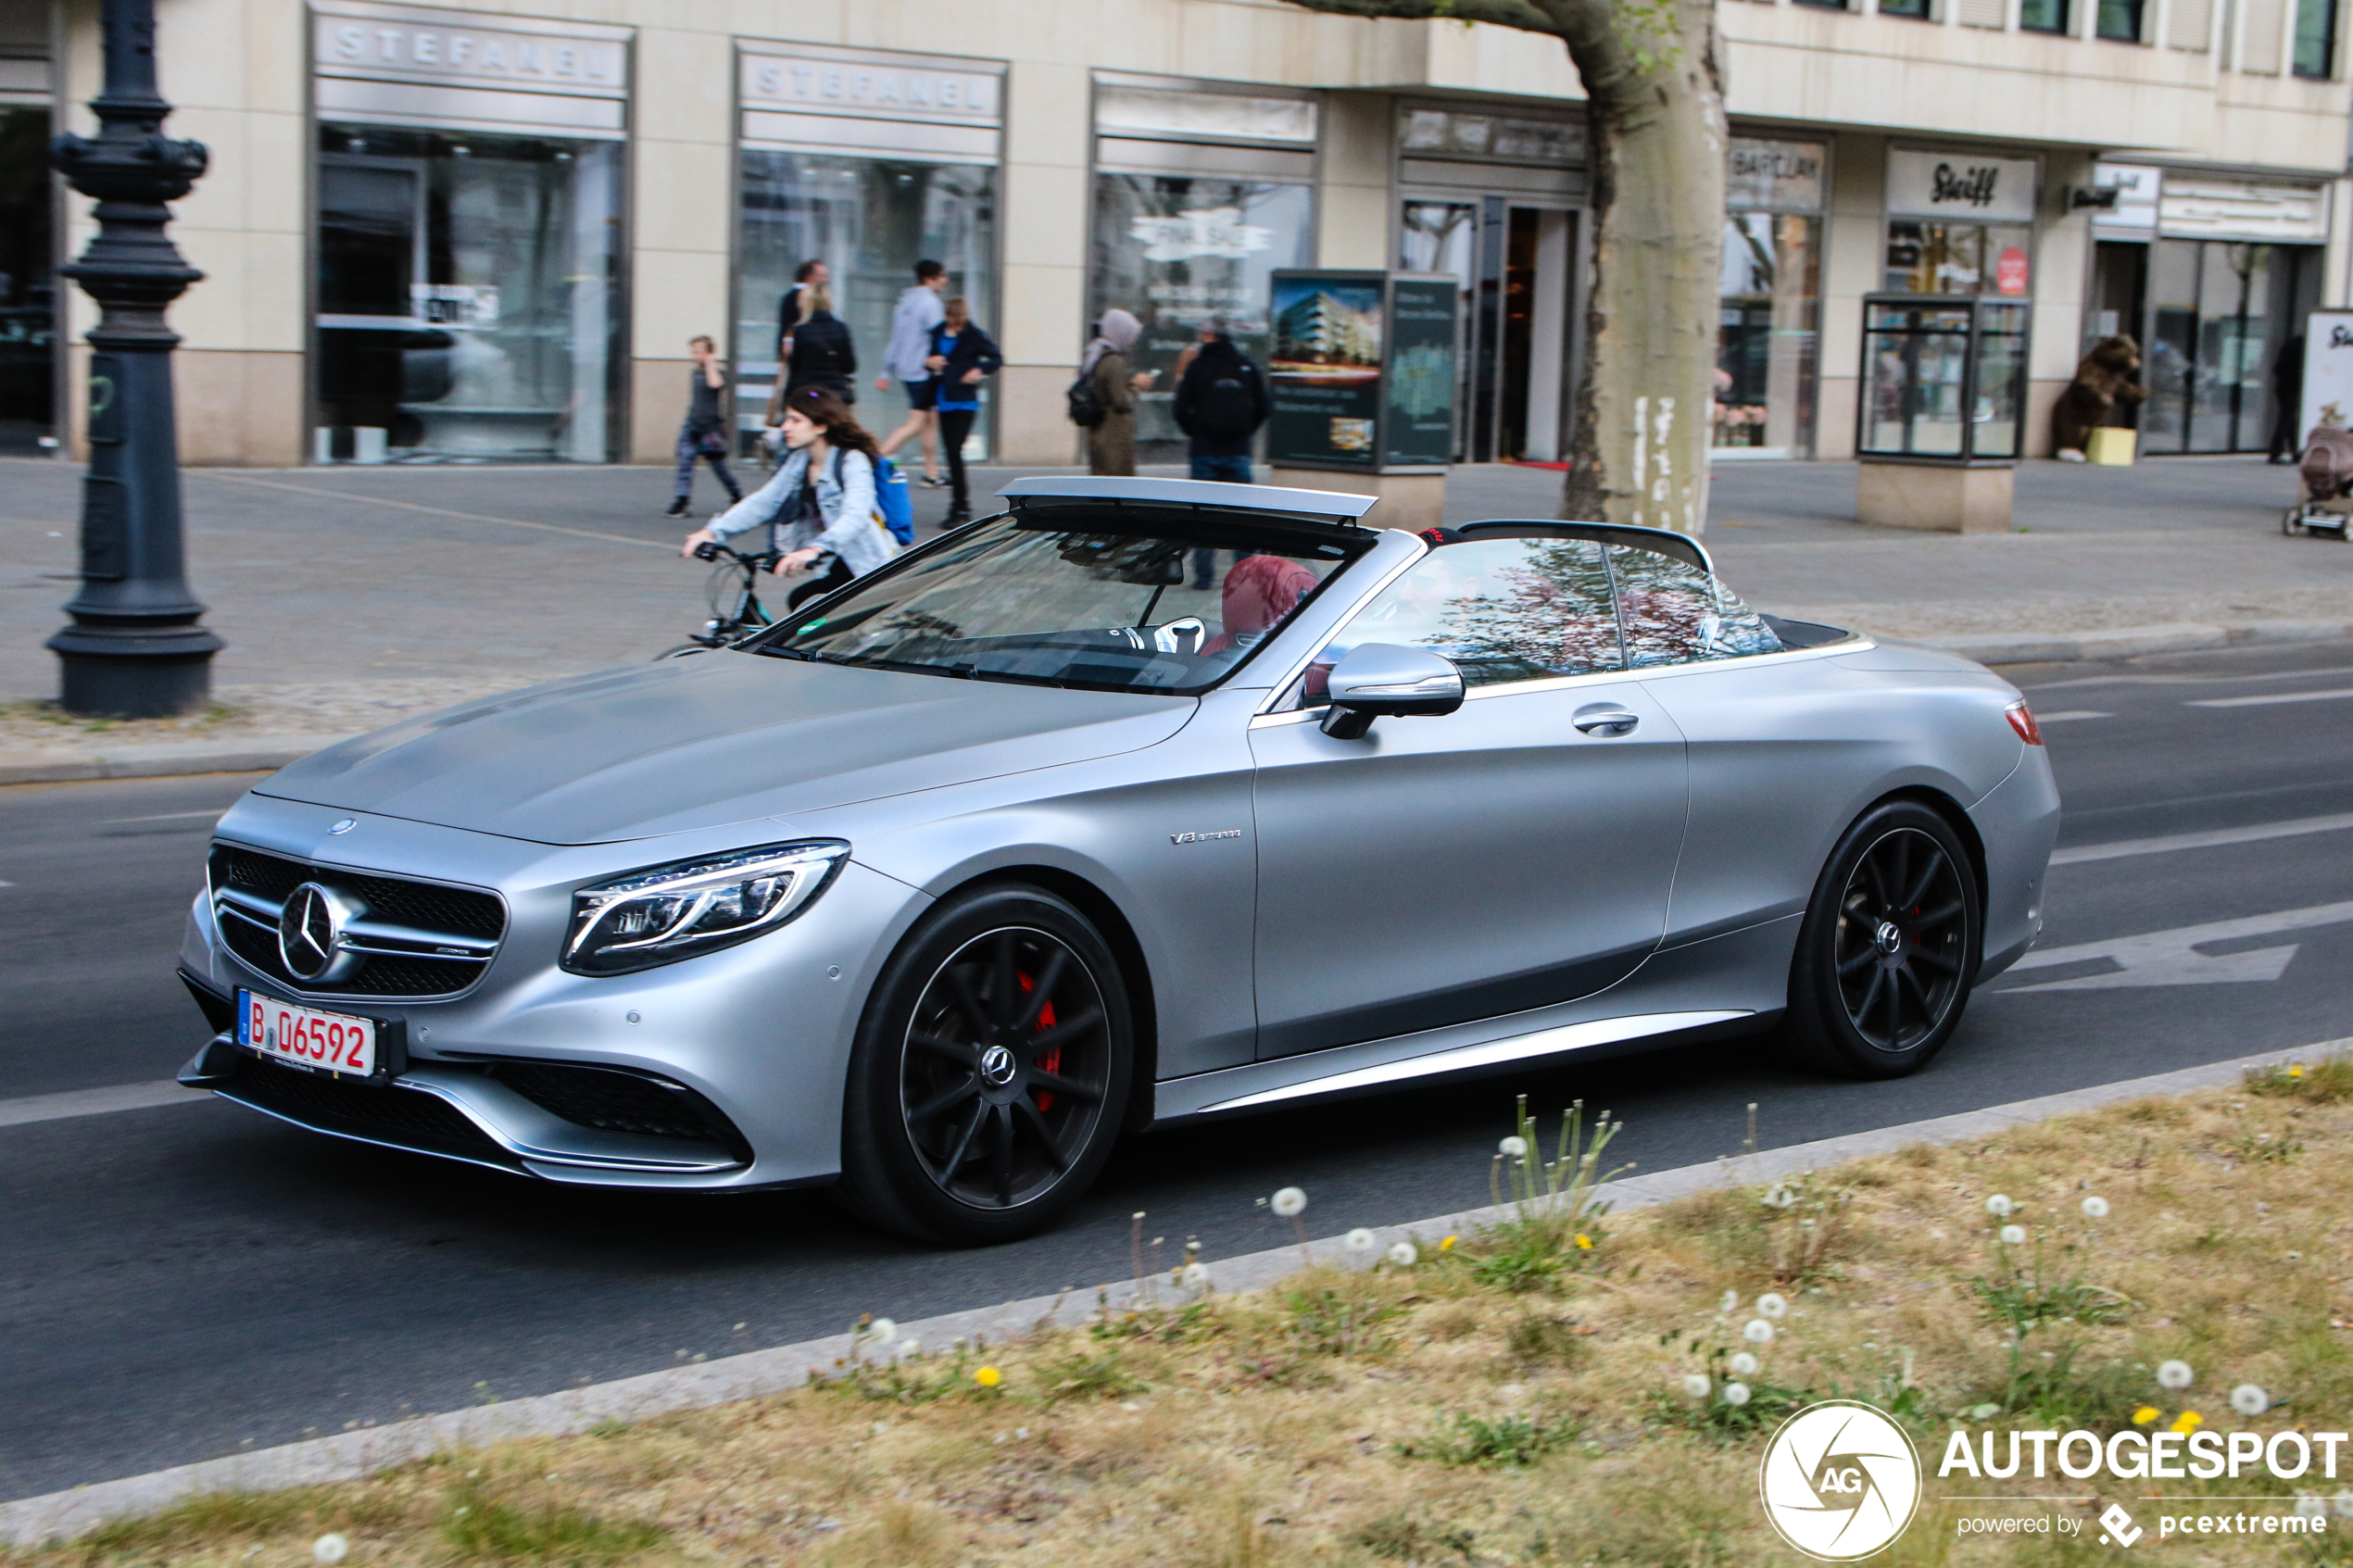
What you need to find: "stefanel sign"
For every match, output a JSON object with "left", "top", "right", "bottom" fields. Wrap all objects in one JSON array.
[{"left": 1886, "top": 148, "right": 2038, "bottom": 223}]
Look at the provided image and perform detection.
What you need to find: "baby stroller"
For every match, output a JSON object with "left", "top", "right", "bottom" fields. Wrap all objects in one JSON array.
[{"left": 2284, "top": 426, "right": 2353, "bottom": 539}]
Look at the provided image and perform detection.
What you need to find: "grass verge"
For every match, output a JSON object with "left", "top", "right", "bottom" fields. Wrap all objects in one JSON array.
[{"left": 12, "top": 1068, "right": 2353, "bottom": 1566}]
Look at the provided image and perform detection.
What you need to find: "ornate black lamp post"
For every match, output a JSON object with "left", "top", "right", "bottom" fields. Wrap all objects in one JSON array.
[{"left": 46, "top": 0, "right": 220, "bottom": 718}]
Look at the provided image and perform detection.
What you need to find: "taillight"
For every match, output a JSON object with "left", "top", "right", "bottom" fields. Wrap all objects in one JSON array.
[{"left": 2006, "top": 700, "right": 2044, "bottom": 746}]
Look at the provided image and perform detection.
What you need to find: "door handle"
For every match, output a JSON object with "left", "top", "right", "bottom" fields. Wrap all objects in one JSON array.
[{"left": 1572, "top": 709, "right": 1641, "bottom": 736}]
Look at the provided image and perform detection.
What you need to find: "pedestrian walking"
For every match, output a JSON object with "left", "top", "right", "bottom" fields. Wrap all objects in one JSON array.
[
  {"left": 683, "top": 386, "right": 899, "bottom": 608},
  {"left": 2271, "top": 332, "right": 2307, "bottom": 464},
  {"left": 764, "top": 257, "right": 830, "bottom": 433},
  {"left": 875, "top": 259, "right": 950, "bottom": 486},
  {"left": 925, "top": 295, "right": 1001, "bottom": 527},
  {"left": 782, "top": 284, "right": 856, "bottom": 406},
  {"left": 1079, "top": 308, "right": 1154, "bottom": 476},
  {"left": 1172, "top": 320, "right": 1268, "bottom": 587},
  {"left": 665, "top": 334, "right": 742, "bottom": 519}
]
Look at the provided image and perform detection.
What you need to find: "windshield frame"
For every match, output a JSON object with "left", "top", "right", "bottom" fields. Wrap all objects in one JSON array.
[{"left": 738, "top": 501, "right": 1379, "bottom": 697}]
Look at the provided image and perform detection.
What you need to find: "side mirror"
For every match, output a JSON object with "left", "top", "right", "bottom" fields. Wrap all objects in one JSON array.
[{"left": 1319, "top": 642, "right": 1466, "bottom": 739}]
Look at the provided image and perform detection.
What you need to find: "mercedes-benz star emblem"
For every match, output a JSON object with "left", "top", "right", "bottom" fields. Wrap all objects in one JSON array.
[
  {"left": 979, "top": 1044, "right": 1018, "bottom": 1086},
  {"left": 277, "top": 883, "right": 361, "bottom": 983}
]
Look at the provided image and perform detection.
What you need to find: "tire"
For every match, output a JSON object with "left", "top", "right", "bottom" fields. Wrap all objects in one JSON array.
[
  {"left": 1782, "top": 801, "right": 1981, "bottom": 1080},
  {"left": 837, "top": 884, "right": 1135, "bottom": 1245}
]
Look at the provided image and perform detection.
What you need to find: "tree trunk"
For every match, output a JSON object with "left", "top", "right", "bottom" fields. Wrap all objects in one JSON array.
[{"left": 1275, "top": 0, "right": 1726, "bottom": 535}]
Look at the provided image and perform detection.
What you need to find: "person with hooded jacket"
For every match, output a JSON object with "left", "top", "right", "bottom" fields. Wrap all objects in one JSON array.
[
  {"left": 1081, "top": 308, "right": 1154, "bottom": 476},
  {"left": 1172, "top": 324, "right": 1269, "bottom": 586}
]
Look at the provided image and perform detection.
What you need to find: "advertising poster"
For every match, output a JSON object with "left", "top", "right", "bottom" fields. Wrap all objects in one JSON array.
[
  {"left": 1265, "top": 270, "right": 1385, "bottom": 469},
  {"left": 2300, "top": 310, "right": 2353, "bottom": 444},
  {"left": 1382, "top": 276, "right": 1458, "bottom": 468}
]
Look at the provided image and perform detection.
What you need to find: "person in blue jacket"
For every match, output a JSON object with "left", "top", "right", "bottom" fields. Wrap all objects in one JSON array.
[{"left": 924, "top": 295, "right": 1001, "bottom": 527}]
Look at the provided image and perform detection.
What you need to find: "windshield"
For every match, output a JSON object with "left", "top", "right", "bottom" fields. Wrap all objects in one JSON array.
[{"left": 752, "top": 505, "right": 1366, "bottom": 695}]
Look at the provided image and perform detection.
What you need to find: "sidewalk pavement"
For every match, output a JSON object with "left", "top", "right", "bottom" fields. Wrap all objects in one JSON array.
[{"left": 5, "top": 452, "right": 2348, "bottom": 782}]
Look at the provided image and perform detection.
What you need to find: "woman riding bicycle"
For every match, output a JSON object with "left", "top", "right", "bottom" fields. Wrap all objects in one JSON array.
[{"left": 682, "top": 387, "right": 898, "bottom": 608}]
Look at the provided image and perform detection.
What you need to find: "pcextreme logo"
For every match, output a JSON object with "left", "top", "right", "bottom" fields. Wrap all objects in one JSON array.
[{"left": 1759, "top": 1400, "right": 1924, "bottom": 1561}]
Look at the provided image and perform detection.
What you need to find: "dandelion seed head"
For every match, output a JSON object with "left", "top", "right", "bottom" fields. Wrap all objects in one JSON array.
[
  {"left": 1719, "top": 1290, "right": 1741, "bottom": 1315},
  {"left": 2231, "top": 1384, "right": 2270, "bottom": 1416},
  {"left": 2158, "top": 1360, "right": 2195, "bottom": 1390},
  {"left": 1985, "top": 1194, "right": 2013, "bottom": 1218},
  {"left": 2296, "top": 1494, "right": 2326, "bottom": 1520},
  {"left": 1388, "top": 1242, "right": 1418, "bottom": 1268},
  {"left": 1730, "top": 1352, "right": 1759, "bottom": 1377},
  {"left": 899, "top": 1338, "right": 922, "bottom": 1359},
  {"left": 2082, "top": 1196, "right": 2110, "bottom": 1220},
  {"left": 1999, "top": 1224, "right": 2027, "bottom": 1246},
  {"left": 1722, "top": 1382, "right": 1753, "bottom": 1407},
  {"left": 1680, "top": 1374, "right": 1711, "bottom": 1400},
  {"left": 1756, "top": 1293, "right": 1789, "bottom": 1320},
  {"left": 866, "top": 1317, "right": 897, "bottom": 1345},
  {"left": 313, "top": 1536, "right": 349, "bottom": 1565},
  {"left": 1182, "top": 1261, "right": 1212, "bottom": 1289},
  {"left": 2332, "top": 1489, "right": 2353, "bottom": 1520},
  {"left": 1499, "top": 1135, "right": 1529, "bottom": 1159},
  {"left": 1346, "top": 1227, "right": 1377, "bottom": 1253},
  {"left": 1271, "top": 1186, "right": 1306, "bottom": 1218},
  {"left": 1743, "top": 1319, "right": 1775, "bottom": 1346}
]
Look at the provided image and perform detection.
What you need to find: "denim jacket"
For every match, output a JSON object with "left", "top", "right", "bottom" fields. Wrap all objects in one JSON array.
[{"left": 710, "top": 445, "right": 897, "bottom": 577}]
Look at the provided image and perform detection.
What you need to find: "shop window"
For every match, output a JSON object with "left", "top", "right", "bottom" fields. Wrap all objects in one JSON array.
[
  {"left": 0, "top": 104, "right": 56, "bottom": 453},
  {"left": 2098, "top": 0, "right": 2146, "bottom": 37},
  {"left": 2143, "top": 240, "right": 2321, "bottom": 455},
  {"left": 2295, "top": 0, "right": 2338, "bottom": 75},
  {"left": 736, "top": 154, "right": 997, "bottom": 458},
  {"left": 1878, "top": 0, "right": 1933, "bottom": 19},
  {"left": 1718, "top": 213, "right": 1821, "bottom": 457},
  {"left": 1791, "top": 0, "right": 1851, "bottom": 10},
  {"left": 2020, "top": 0, "right": 2072, "bottom": 31},
  {"left": 314, "top": 126, "right": 623, "bottom": 463},
  {"left": 1088, "top": 174, "right": 1313, "bottom": 452},
  {"left": 1883, "top": 221, "right": 2032, "bottom": 296}
]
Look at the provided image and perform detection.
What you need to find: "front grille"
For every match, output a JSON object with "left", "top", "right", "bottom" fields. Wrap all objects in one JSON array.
[
  {"left": 490, "top": 1060, "right": 748, "bottom": 1155},
  {"left": 223, "top": 1052, "right": 512, "bottom": 1166},
  {"left": 209, "top": 844, "right": 506, "bottom": 998}
]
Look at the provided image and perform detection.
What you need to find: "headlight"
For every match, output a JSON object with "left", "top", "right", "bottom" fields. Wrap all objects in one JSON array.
[{"left": 562, "top": 841, "right": 849, "bottom": 975}]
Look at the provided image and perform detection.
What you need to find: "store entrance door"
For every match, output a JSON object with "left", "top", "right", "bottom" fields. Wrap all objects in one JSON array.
[
  {"left": 0, "top": 103, "right": 55, "bottom": 454},
  {"left": 1400, "top": 197, "right": 1574, "bottom": 464}
]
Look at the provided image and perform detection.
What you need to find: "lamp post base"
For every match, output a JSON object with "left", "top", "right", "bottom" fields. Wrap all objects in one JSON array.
[{"left": 49, "top": 626, "right": 222, "bottom": 719}]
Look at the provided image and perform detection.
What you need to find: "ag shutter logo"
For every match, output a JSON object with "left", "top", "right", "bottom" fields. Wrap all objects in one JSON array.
[{"left": 1760, "top": 1400, "right": 1923, "bottom": 1561}]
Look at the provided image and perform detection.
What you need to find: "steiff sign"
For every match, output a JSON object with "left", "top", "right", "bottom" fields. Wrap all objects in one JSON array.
[{"left": 1886, "top": 149, "right": 2037, "bottom": 223}]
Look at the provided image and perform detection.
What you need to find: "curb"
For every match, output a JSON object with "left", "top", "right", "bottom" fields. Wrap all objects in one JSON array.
[
  {"left": 1920, "top": 616, "right": 2353, "bottom": 667},
  {"left": 6, "top": 617, "right": 2347, "bottom": 788},
  {"left": 3, "top": 1037, "right": 2335, "bottom": 1547},
  {"left": 0, "top": 734, "right": 350, "bottom": 787}
]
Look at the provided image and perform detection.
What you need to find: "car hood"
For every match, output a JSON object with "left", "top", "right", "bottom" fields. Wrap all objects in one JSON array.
[{"left": 256, "top": 651, "right": 1196, "bottom": 845}]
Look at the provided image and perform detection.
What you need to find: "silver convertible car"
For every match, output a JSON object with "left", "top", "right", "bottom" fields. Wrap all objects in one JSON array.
[{"left": 179, "top": 477, "right": 2058, "bottom": 1243}]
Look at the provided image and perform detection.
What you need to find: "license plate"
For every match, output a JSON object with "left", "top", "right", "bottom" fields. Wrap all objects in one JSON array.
[{"left": 236, "top": 989, "right": 378, "bottom": 1078}]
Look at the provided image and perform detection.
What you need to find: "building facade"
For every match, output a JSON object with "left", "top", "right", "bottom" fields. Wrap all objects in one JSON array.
[{"left": 6, "top": 0, "right": 2348, "bottom": 470}]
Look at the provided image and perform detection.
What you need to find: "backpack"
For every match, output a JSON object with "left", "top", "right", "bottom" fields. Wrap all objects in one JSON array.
[
  {"left": 870, "top": 452, "right": 915, "bottom": 545},
  {"left": 1192, "top": 361, "right": 1262, "bottom": 441},
  {"left": 1065, "top": 368, "right": 1107, "bottom": 429}
]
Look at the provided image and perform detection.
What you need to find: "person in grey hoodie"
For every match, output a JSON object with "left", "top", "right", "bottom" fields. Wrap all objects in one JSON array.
[{"left": 875, "top": 259, "right": 949, "bottom": 486}]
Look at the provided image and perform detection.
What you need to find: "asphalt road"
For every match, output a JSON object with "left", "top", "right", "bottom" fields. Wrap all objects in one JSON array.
[{"left": 6, "top": 638, "right": 2353, "bottom": 1500}]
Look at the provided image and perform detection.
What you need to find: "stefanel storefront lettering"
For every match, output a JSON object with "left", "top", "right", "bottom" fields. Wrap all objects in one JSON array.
[{"left": 321, "top": 22, "right": 623, "bottom": 84}]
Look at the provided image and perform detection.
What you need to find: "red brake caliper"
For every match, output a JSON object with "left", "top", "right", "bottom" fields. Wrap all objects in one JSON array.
[{"left": 1015, "top": 972, "right": 1060, "bottom": 1112}]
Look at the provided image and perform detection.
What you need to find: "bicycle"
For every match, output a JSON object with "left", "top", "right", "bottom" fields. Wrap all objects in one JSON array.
[{"left": 655, "top": 541, "right": 782, "bottom": 659}]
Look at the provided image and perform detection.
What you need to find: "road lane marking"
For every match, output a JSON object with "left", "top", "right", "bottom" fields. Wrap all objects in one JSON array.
[
  {"left": 1994, "top": 898, "right": 2353, "bottom": 992},
  {"left": 2188, "top": 687, "right": 2353, "bottom": 708},
  {"left": 2023, "top": 665, "right": 2353, "bottom": 691},
  {"left": 0, "top": 1081, "right": 206, "bottom": 1128},
  {"left": 2051, "top": 810, "right": 2353, "bottom": 865},
  {"left": 2034, "top": 710, "right": 2111, "bottom": 721}
]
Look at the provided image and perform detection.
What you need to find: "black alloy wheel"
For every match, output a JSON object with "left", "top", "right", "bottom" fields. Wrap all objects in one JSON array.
[
  {"left": 1785, "top": 801, "right": 1981, "bottom": 1079},
  {"left": 840, "top": 885, "right": 1133, "bottom": 1244}
]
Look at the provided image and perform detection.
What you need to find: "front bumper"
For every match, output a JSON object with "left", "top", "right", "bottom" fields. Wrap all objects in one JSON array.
[{"left": 183, "top": 798, "right": 930, "bottom": 1189}]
